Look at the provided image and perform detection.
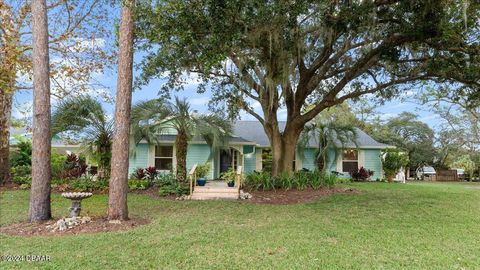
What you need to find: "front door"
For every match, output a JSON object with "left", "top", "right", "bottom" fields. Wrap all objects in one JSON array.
[{"left": 220, "top": 150, "right": 232, "bottom": 174}]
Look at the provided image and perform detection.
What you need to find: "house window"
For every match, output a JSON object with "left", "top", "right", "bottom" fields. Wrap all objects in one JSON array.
[
  {"left": 342, "top": 149, "right": 358, "bottom": 175},
  {"left": 155, "top": 145, "right": 173, "bottom": 171},
  {"left": 231, "top": 149, "right": 239, "bottom": 171}
]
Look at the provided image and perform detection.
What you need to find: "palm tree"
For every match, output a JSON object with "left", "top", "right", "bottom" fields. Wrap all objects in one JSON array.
[
  {"left": 131, "top": 97, "right": 232, "bottom": 182},
  {"left": 299, "top": 119, "right": 357, "bottom": 171},
  {"left": 51, "top": 96, "right": 113, "bottom": 179}
]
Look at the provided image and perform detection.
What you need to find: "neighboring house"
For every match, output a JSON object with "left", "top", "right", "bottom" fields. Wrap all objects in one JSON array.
[
  {"left": 9, "top": 127, "right": 81, "bottom": 154},
  {"left": 129, "top": 121, "right": 392, "bottom": 180}
]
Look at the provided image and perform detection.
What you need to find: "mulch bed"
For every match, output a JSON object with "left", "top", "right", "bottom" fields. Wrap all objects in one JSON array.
[
  {"left": 0, "top": 217, "right": 150, "bottom": 237},
  {"left": 246, "top": 187, "right": 359, "bottom": 205}
]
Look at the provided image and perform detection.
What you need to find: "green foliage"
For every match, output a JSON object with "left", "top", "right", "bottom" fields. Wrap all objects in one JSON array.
[
  {"left": 195, "top": 163, "right": 211, "bottom": 179},
  {"left": 374, "top": 113, "right": 435, "bottom": 169},
  {"left": 243, "top": 170, "right": 342, "bottom": 191},
  {"left": 159, "top": 183, "right": 189, "bottom": 197},
  {"left": 220, "top": 168, "right": 236, "bottom": 184},
  {"left": 452, "top": 155, "right": 476, "bottom": 177},
  {"left": 128, "top": 179, "right": 152, "bottom": 190},
  {"left": 68, "top": 176, "right": 108, "bottom": 192},
  {"left": 261, "top": 148, "right": 273, "bottom": 173},
  {"left": 382, "top": 149, "right": 409, "bottom": 181},
  {"left": 51, "top": 95, "right": 113, "bottom": 178},
  {"left": 130, "top": 97, "right": 232, "bottom": 181},
  {"left": 153, "top": 172, "right": 188, "bottom": 197},
  {"left": 135, "top": 0, "right": 479, "bottom": 134},
  {"left": 10, "top": 165, "right": 31, "bottom": 185},
  {"left": 299, "top": 114, "right": 357, "bottom": 171},
  {"left": 9, "top": 136, "right": 32, "bottom": 167},
  {"left": 154, "top": 172, "right": 177, "bottom": 187},
  {"left": 51, "top": 151, "right": 67, "bottom": 178}
]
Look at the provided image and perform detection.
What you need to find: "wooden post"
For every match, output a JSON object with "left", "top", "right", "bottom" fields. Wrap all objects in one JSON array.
[
  {"left": 188, "top": 164, "right": 197, "bottom": 195},
  {"left": 236, "top": 165, "right": 242, "bottom": 197}
]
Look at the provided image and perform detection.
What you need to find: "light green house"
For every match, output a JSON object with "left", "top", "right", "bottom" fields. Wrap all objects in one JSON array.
[{"left": 128, "top": 121, "right": 391, "bottom": 180}]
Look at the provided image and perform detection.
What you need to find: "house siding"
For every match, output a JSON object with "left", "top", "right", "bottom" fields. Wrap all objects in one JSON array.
[
  {"left": 243, "top": 145, "right": 256, "bottom": 174},
  {"left": 301, "top": 148, "right": 317, "bottom": 171},
  {"left": 326, "top": 148, "right": 337, "bottom": 172},
  {"left": 186, "top": 144, "right": 214, "bottom": 179},
  {"left": 255, "top": 147, "right": 263, "bottom": 171},
  {"left": 363, "top": 149, "right": 383, "bottom": 180},
  {"left": 128, "top": 143, "right": 150, "bottom": 175}
]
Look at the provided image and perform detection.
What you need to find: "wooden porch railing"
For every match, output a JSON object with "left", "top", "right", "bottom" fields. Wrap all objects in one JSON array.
[
  {"left": 188, "top": 164, "right": 197, "bottom": 195},
  {"left": 236, "top": 165, "right": 243, "bottom": 197}
]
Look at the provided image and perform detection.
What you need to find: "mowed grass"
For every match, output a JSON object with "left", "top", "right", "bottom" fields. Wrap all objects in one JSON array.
[{"left": 1, "top": 182, "right": 480, "bottom": 269}]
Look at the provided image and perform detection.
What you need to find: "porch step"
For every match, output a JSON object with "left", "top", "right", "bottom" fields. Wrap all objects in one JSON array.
[
  {"left": 190, "top": 192, "right": 239, "bottom": 200},
  {"left": 194, "top": 186, "right": 238, "bottom": 193}
]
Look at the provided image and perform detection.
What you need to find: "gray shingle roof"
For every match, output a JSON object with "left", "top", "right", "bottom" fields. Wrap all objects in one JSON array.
[
  {"left": 233, "top": 121, "right": 390, "bottom": 149},
  {"left": 154, "top": 134, "right": 254, "bottom": 144}
]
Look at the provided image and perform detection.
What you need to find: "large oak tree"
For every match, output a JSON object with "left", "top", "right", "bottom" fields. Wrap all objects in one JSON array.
[{"left": 136, "top": 0, "right": 480, "bottom": 175}]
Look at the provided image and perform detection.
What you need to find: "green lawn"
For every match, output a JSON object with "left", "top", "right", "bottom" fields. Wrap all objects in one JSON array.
[{"left": 1, "top": 182, "right": 480, "bottom": 269}]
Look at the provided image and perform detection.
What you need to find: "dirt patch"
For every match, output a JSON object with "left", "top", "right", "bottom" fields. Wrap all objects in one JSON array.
[
  {"left": 0, "top": 217, "right": 150, "bottom": 237},
  {"left": 246, "top": 187, "right": 358, "bottom": 205}
]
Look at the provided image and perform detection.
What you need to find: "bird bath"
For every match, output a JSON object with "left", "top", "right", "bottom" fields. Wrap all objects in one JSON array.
[{"left": 61, "top": 192, "right": 93, "bottom": 218}]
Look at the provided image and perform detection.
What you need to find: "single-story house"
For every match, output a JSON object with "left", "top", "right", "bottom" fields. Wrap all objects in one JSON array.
[
  {"left": 128, "top": 121, "right": 392, "bottom": 180},
  {"left": 9, "top": 127, "right": 81, "bottom": 154}
]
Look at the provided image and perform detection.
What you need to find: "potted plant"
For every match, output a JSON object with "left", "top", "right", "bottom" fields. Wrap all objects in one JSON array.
[
  {"left": 220, "top": 168, "right": 236, "bottom": 187},
  {"left": 196, "top": 163, "right": 210, "bottom": 186}
]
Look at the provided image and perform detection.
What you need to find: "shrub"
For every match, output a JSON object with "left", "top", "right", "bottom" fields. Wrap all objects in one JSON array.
[
  {"left": 244, "top": 171, "right": 274, "bottom": 191},
  {"left": 128, "top": 179, "right": 152, "bottom": 190},
  {"left": 153, "top": 172, "right": 188, "bottom": 196},
  {"left": 131, "top": 168, "right": 146, "bottom": 180},
  {"left": 243, "top": 170, "right": 341, "bottom": 191},
  {"left": 351, "top": 167, "right": 374, "bottom": 181},
  {"left": 195, "top": 163, "right": 210, "bottom": 179},
  {"left": 10, "top": 165, "right": 32, "bottom": 185},
  {"left": 69, "top": 175, "right": 108, "bottom": 192},
  {"left": 154, "top": 172, "right": 177, "bottom": 187},
  {"left": 145, "top": 166, "right": 158, "bottom": 180},
  {"left": 59, "top": 153, "right": 87, "bottom": 179},
  {"left": 51, "top": 151, "right": 67, "bottom": 178},
  {"left": 159, "top": 183, "right": 189, "bottom": 197},
  {"left": 9, "top": 136, "right": 32, "bottom": 167},
  {"left": 382, "top": 149, "right": 409, "bottom": 182},
  {"left": 220, "top": 168, "right": 237, "bottom": 185}
]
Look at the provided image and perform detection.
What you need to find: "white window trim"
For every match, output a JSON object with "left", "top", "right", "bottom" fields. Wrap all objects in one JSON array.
[{"left": 149, "top": 144, "right": 176, "bottom": 172}]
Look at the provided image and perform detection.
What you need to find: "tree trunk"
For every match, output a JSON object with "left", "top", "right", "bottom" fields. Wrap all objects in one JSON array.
[
  {"left": 28, "top": 0, "right": 52, "bottom": 222},
  {"left": 0, "top": 91, "right": 13, "bottom": 184},
  {"left": 175, "top": 130, "right": 188, "bottom": 182},
  {"left": 268, "top": 124, "right": 302, "bottom": 176},
  {"left": 108, "top": 0, "right": 135, "bottom": 221}
]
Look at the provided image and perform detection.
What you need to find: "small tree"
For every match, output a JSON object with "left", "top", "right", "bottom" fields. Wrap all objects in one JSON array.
[
  {"left": 452, "top": 155, "right": 476, "bottom": 180},
  {"left": 382, "top": 149, "right": 409, "bottom": 182},
  {"left": 52, "top": 96, "right": 113, "bottom": 179}
]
